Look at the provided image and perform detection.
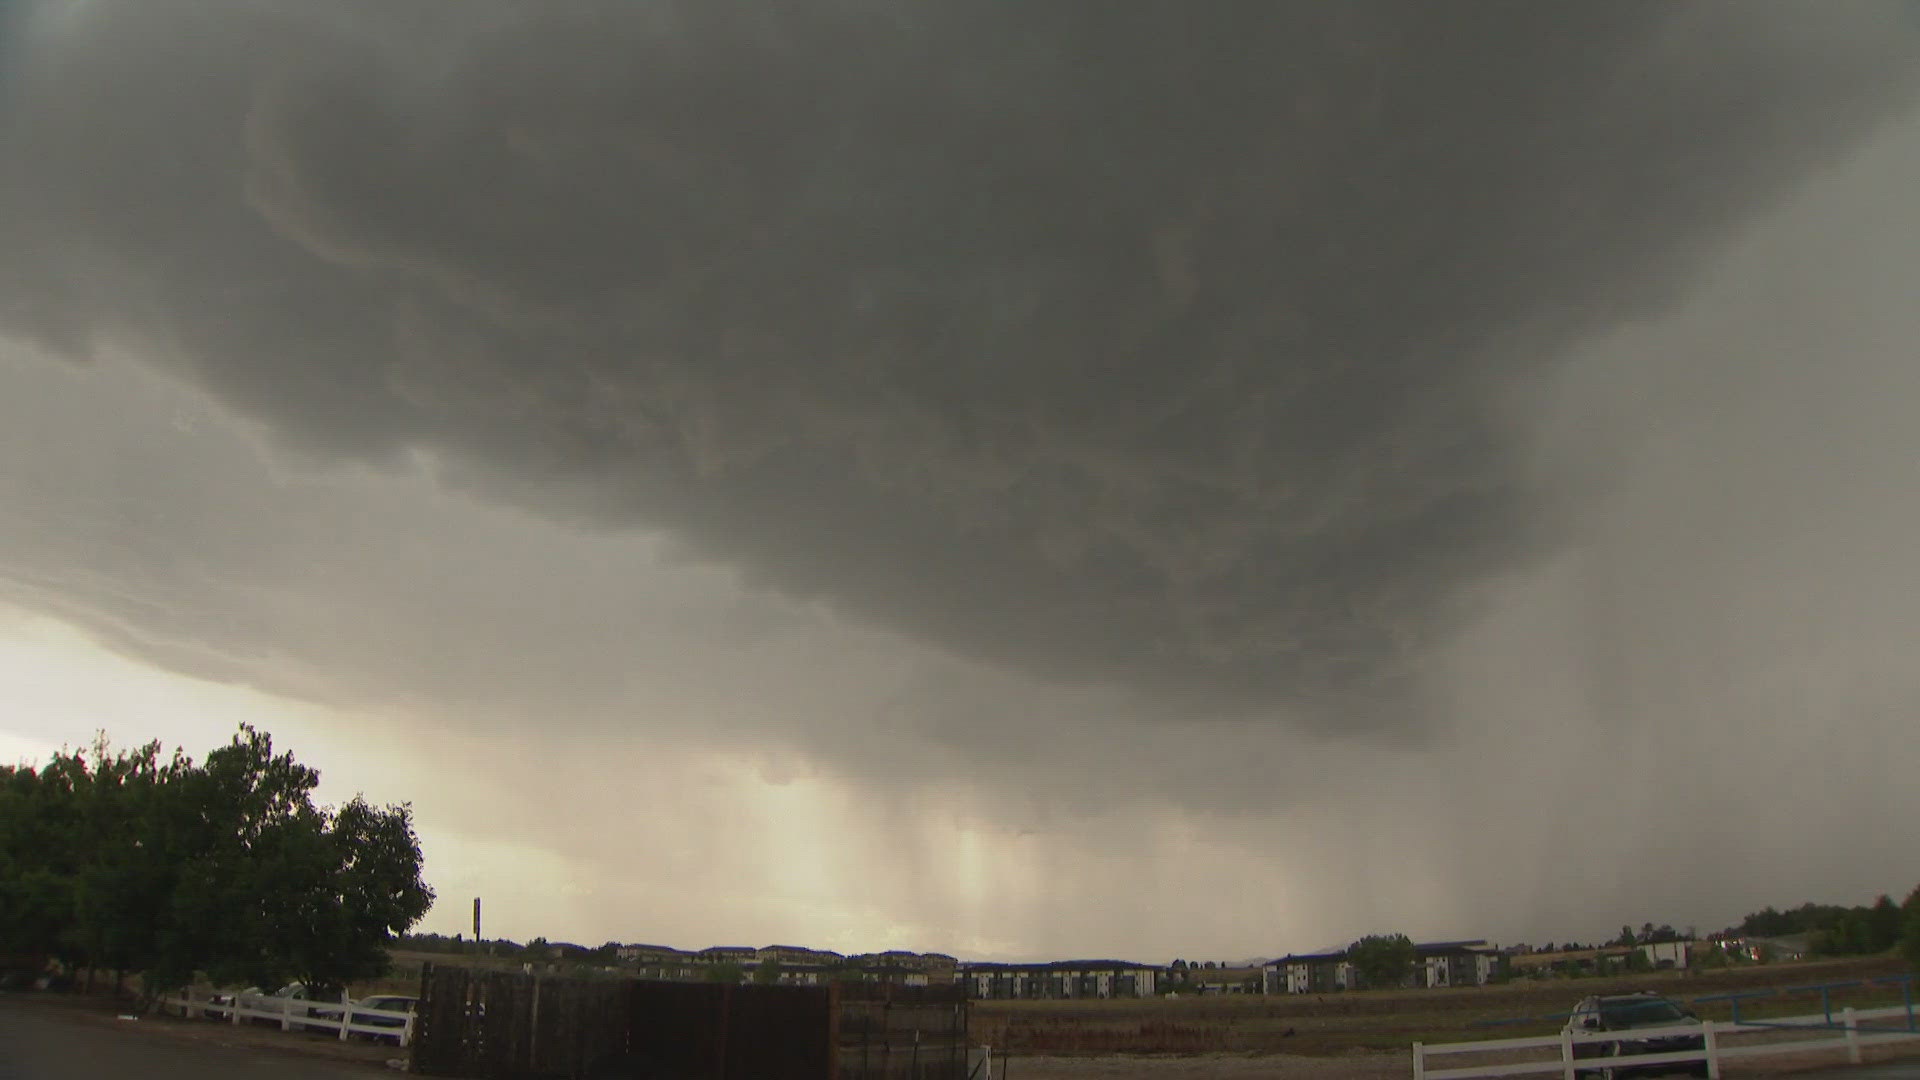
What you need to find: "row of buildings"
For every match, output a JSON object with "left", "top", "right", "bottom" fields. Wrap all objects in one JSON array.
[
  {"left": 598, "top": 937, "right": 1742, "bottom": 1001},
  {"left": 612, "top": 943, "right": 958, "bottom": 988},
  {"left": 1506, "top": 939, "right": 1698, "bottom": 977},
  {"left": 599, "top": 940, "right": 1533, "bottom": 999},
  {"left": 953, "top": 941, "right": 1513, "bottom": 1000},
  {"left": 1263, "top": 940, "right": 1504, "bottom": 994}
]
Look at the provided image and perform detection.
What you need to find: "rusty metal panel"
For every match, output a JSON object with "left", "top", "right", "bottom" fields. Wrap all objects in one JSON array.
[
  {"left": 410, "top": 968, "right": 931, "bottom": 1079},
  {"left": 837, "top": 984, "right": 971, "bottom": 1080}
]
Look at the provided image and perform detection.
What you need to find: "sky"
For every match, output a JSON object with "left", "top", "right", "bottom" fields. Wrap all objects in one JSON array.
[{"left": 2, "top": 1, "right": 1919, "bottom": 963}]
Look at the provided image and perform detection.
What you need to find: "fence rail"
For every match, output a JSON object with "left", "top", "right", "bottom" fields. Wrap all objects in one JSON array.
[
  {"left": 157, "top": 987, "right": 415, "bottom": 1047},
  {"left": 1414, "top": 1005, "right": 1920, "bottom": 1079}
]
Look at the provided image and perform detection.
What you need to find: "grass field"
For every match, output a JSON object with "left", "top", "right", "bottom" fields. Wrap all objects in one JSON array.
[
  {"left": 349, "top": 949, "right": 544, "bottom": 998},
  {"left": 970, "top": 956, "right": 1915, "bottom": 1057}
]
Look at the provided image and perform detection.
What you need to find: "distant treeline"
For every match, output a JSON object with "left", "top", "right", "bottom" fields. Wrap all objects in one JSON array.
[
  {"left": 1526, "top": 921, "right": 1689, "bottom": 954},
  {"left": 1517, "top": 887, "right": 1920, "bottom": 965},
  {"left": 399, "top": 933, "right": 621, "bottom": 962},
  {"left": 1727, "top": 892, "right": 1915, "bottom": 957}
]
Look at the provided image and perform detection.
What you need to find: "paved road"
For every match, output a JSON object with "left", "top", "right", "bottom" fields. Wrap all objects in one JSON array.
[{"left": 0, "top": 1002, "right": 387, "bottom": 1079}]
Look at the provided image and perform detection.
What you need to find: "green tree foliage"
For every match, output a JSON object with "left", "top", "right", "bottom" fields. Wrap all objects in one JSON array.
[
  {"left": 0, "top": 725, "right": 433, "bottom": 1001},
  {"left": 1898, "top": 885, "right": 1920, "bottom": 970},
  {"left": 1346, "top": 933, "right": 1416, "bottom": 990},
  {"left": 1735, "top": 893, "right": 1910, "bottom": 957},
  {"left": 1738, "top": 902, "right": 1853, "bottom": 940},
  {"left": 753, "top": 956, "right": 785, "bottom": 984},
  {"left": 1868, "top": 896, "right": 1903, "bottom": 951},
  {"left": 705, "top": 960, "right": 744, "bottom": 984}
]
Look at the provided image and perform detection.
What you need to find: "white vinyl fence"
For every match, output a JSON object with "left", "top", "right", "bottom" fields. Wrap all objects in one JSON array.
[
  {"left": 1414, "top": 1005, "right": 1920, "bottom": 1079},
  {"left": 159, "top": 987, "right": 415, "bottom": 1047}
]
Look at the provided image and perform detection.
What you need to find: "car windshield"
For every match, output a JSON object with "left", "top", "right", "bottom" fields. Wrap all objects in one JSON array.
[{"left": 1602, "top": 1000, "right": 1686, "bottom": 1024}]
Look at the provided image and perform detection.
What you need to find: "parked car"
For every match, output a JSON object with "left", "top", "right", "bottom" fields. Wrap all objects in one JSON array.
[
  {"left": 347, "top": 995, "right": 418, "bottom": 1043},
  {"left": 237, "top": 982, "right": 330, "bottom": 1027},
  {"left": 202, "top": 987, "right": 250, "bottom": 1019},
  {"left": 1565, "top": 991, "right": 1707, "bottom": 1079}
]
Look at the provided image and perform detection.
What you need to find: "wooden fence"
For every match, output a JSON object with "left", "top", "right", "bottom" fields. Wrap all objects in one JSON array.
[
  {"left": 838, "top": 983, "right": 971, "bottom": 1080},
  {"left": 1414, "top": 1003, "right": 1920, "bottom": 1079},
  {"left": 411, "top": 964, "right": 627, "bottom": 1077},
  {"left": 158, "top": 987, "right": 416, "bottom": 1046},
  {"left": 409, "top": 966, "right": 972, "bottom": 1079}
]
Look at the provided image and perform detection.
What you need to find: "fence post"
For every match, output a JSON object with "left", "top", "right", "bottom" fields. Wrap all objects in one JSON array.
[
  {"left": 1703, "top": 1020, "right": 1720, "bottom": 1079},
  {"left": 401, "top": 1013, "right": 413, "bottom": 1049},
  {"left": 1844, "top": 1007, "right": 1861, "bottom": 1065},
  {"left": 1561, "top": 1027, "right": 1576, "bottom": 1080},
  {"left": 339, "top": 989, "right": 352, "bottom": 1041},
  {"left": 1412, "top": 1040, "right": 1425, "bottom": 1080},
  {"left": 233, "top": 993, "right": 242, "bottom": 1027},
  {"left": 528, "top": 975, "right": 541, "bottom": 1067},
  {"left": 281, "top": 994, "right": 294, "bottom": 1032}
]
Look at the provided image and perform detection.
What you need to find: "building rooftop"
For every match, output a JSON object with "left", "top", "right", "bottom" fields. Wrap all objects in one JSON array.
[{"left": 960, "top": 959, "right": 1157, "bottom": 972}]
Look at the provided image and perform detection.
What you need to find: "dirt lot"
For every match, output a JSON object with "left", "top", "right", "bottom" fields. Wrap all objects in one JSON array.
[
  {"left": 997, "top": 1050, "right": 1407, "bottom": 1079},
  {"left": 996, "top": 1045, "right": 1920, "bottom": 1079},
  {"left": 0, "top": 992, "right": 395, "bottom": 1076},
  {"left": 973, "top": 957, "right": 1916, "bottom": 1057}
]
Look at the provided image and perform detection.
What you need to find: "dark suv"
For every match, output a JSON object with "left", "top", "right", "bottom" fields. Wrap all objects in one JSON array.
[{"left": 1565, "top": 992, "right": 1707, "bottom": 1078}]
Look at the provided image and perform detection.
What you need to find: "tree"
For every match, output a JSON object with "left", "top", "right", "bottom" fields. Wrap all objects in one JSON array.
[
  {"left": 0, "top": 725, "right": 433, "bottom": 1002},
  {"left": 1347, "top": 934, "right": 1415, "bottom": 990},
  {"left": 0, "top": 762, "right": 80, "bottom": 970},
  {"left": 160, "top": 726, "right": 433, "bottom": 998},
  {"left": 1898, "top": 884, "right": 1920, "bottom": 970},
  {"left": 706, "top": 961, "right": 744, "bottom": 984},
  {"left": 1868, "top": 896, "right": 1902, "bottom": 953},
  {"left": 754, "top": 956, "right": 785, "bottom": 985}
]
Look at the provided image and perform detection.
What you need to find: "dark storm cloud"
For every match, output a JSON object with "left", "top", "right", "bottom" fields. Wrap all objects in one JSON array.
[{"left": 3, "top": 1, "right": 1917, "bottom": 726}]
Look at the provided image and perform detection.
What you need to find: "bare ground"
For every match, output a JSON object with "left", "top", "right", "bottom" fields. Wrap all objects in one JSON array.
[
  {"left": 997, "top": 1050, "right": 1407, "bottom": 1079},
  {"left": 996, "top": 1045, "right": 1920, "bottom": 1078},
  {"left": 0, "top": 990, "right": 401, "bottom": 1071}
]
